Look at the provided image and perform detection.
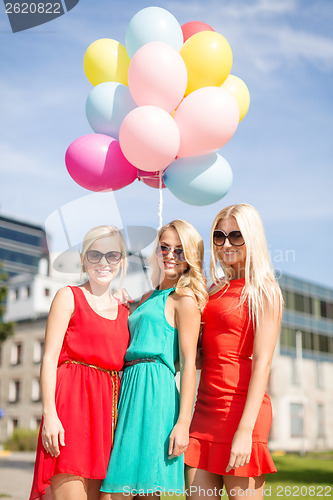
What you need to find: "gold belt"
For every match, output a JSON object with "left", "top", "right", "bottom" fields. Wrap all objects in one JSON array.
[{"left": 59, "top": 359, "right": 119, "bottom": 445}]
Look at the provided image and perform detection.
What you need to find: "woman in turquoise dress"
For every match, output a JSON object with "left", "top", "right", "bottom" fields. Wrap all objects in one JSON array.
[{"left": 100, "top": 220, "right": 208, "bottom": 499}]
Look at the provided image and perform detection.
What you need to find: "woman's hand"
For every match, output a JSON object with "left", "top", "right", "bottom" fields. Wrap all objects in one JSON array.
[
  {"left": 42, "top": 413, "right": 65, "bottom": 457},
  {"left": 113, "top": 288, "right": 133, "bottom": 309},
  {"left": 168, "top": 422, "right": 189, "bottom": 459},
  {"left": 226, "top": 427, "right": 252, "bottom": 472}
]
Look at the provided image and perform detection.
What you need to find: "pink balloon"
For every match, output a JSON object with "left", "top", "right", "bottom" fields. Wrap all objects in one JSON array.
[
  {"left": 181, "top": 21, "right": 215, "bottom": 43},
  {"left": 119, "top": 106, "right": 180, "bottom": 172},
  {"left": 65, "top": 134, "right": 137, "bottom": 191},
  {"left": 174, "top": 87, "right": 240, "bottom": 157},
  {"left": 137, "top": 169, "right": 166, "bottom": 189},
  {"left": 128, "top": 41, "right": 187, "bottom": 113}
]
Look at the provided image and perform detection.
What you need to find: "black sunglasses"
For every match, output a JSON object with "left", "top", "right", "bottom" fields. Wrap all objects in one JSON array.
[
  {"left": 86, "top": 250, "right": 123, "bottom": 265},
  {"left": 155, "top": 244, "right": 186, "bottom": 262},
  {"left": 213, "top": 230, "right": 245, "bottom": 247}
]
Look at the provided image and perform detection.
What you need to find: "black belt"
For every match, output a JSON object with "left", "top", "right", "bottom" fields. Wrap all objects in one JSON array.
[{"left": 123, "top": 358, "right": 157, "bottom": 369}]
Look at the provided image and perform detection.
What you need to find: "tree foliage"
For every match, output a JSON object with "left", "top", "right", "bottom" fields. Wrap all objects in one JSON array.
[{"left": 0, "top": 263, "right": 14, "bottom": 342}]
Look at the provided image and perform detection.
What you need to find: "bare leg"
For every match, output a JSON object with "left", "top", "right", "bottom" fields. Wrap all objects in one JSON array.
[
  {"left": 87, "top": 479, "right": 103, "bottom": 500},
  {"left": 107, "top": 492, "right": 162, "bottom": 500},
  {"left": 51, "top": 474, "right": 102, "bottom": 500},
  {"left": 51, "top": 474, "right": 87, "bottom": 500},
  {"left": 99, "top": 493, "right": 112, "bottom": 500},
  {"left": 223, "top": 474, "right": 265, "bottom": 500},
  {"left": 185, "top": 465, "right": 224, "bottom": 499},
  {"left": 109, "top": 494, "right": 134, "bottom": 500}
]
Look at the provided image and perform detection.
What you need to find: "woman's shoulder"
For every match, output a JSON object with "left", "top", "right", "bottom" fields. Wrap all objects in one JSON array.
[
  {"left": 173, "top": 288, "right": 199, "bottom": 312},
  {"left": 137, "top": 289, "right": 155, "bottom": 307},
  {"left": 49, "top": 285, "right": 75, "bottom": 314},
  {"left": 55, "top": 285, "right": 76, "bottom": 300},
  {"left": 208, "top": 280, "right": 226, "bottom": 296},
  {"left": 261, "top": 278, "right": 283, "bottom": 307}
]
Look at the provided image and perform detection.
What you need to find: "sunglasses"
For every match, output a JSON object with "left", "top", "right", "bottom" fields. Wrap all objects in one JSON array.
[
  {"left": 213, "top": 230, "right": 245, "bottom": 247},
  {"left": 155, "top": 244, "right": 186, "bottom": 262},
  {"left": 86, "top": 250, "right": 123, "bottom": 265}
]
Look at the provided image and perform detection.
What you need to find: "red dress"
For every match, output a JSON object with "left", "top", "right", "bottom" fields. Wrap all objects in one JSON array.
[
  {"left": 185, "top": 278, "right": 276, "bottom": 477},
  {"left": 29, "top": 286, "right": 130, "bottom": 499}
]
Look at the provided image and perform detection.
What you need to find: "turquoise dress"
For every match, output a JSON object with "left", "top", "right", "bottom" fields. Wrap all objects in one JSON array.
[{"left": 101, "top": 287, "right": 184, "bottom": 494}]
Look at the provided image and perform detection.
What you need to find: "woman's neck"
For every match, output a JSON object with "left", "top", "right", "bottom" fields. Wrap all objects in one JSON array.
[
  {"left": 230, "top": 264, "right": 245, "bottom": 280},
  {"left": 85, "top": 281, "right": 111, "bottom": 297},
  {"left": 157, "top": 277, "right": 178, "bottom": 290}
]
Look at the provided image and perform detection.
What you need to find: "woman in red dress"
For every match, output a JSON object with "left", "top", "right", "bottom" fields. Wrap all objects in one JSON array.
[
  {"left": 29, "top": 225, "right": 130, "bottom": 500},
  {"left": 185, "top": 204, "right": 283, "bottom": 499}
]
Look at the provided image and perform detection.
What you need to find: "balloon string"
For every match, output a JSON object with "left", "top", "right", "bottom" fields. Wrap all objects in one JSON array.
[{"left": 158, "top": 171, "right": 163, "bottom": 230}]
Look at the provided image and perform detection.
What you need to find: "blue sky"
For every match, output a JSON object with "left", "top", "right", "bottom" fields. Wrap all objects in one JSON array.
[{"left": 1, "top": 0, "right": 333, "bottom": 287}]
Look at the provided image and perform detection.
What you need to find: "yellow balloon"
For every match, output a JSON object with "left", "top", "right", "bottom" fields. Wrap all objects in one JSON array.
[
  {"left": 180, "top": 31, "right": 233, "bottom": 95},
  {"left": 221, "top": 75, "right": 250, "bottom": 122},
  {"left": 83, "top": 38, "right": 130, "bottom": 86}
]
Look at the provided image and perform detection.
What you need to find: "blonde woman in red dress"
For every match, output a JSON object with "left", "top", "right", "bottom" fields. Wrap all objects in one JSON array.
[
  {"left": 185, "top": 204, "right": 283, "bottom": 499},
  {"left": 29, "top": 225, "right": 130, "bottom": 500}
]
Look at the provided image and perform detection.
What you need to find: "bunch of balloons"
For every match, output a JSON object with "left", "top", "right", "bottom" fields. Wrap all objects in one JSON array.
[{"left": 65, "top": 6, "right": 250, "bottom": 206}]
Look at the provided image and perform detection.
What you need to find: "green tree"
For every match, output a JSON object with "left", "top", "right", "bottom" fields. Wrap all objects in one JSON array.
[{"left": 0, "top": 263, "right": 14, "bottom": 342}]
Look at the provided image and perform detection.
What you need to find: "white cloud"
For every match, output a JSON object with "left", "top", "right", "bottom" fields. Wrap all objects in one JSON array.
[{"left": 165, "top": 0, "right": 333, "bottom": 77}]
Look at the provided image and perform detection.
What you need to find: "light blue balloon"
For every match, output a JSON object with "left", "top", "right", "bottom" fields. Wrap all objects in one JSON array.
[
  {"left": 125, "top": 7, "right": 183, "bottom": 59},
  {"left": 86, "top": 82, "right": 137, "bottom": 141},
  {"left": 163, "top": 153, "right": 233, "bottom": 206}
]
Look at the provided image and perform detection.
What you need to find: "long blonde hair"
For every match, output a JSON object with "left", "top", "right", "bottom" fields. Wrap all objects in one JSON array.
[
  {"left": 150, "top": 220, "right": 208, "bottom": 312},
  {"left": 81, "top": 225, "right": 127, "bottom": 282},
  {"left": 210, "top": 204, "right": 283, "bottom": 326}
]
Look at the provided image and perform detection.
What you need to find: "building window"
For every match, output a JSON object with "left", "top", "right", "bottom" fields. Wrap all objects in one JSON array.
[
  {"left": 303, "top": 331, "right": 314, "bottom": 351},
  {"left": 318, "top": 334, "right": 329, "bottom": 354},
  {"left": 0, "top": 248, "right": 39, "bottom": 268},
  {"left": 10, "top": 343, "right": 22, "bottom": 365},
  {"left": 15, "top": 288, "right": 19, "bottom": 300},
  {"left": 329, "top": 337, "right": 333, "bottom": 355},
  {"left": 7, "top": 418, "right": 18, "bottom": 437},
  {"left": 294, "top": 293, "right": 305, "bottom": 313},
  {"left": 30, "top": 417, "right": 42, "bottom": 430},
  {"left": 305, "top": 296, "right": 313, "bottom": 315},
  {"left": 33, "top": 340, "right": 44, "bottom": 364},
  {"left": 290, "top": 403, "right": 304, "bottom": 438},
  {"left": 21, "top": 285, "right": 31, "bottom": 299},
  {"left": 0, "top": 225, "right": 42, "bottom": 247},
  {"left": 320, "top": 300, "right": 333, "bottom": 319},
  {"left": 8, "top": 380, "right": 21, "bottom": 403},
  {"left": 282, "top": 289, "right": 290, "bottom": 309},
  {"left": 328, "top": 302, "right": 333, "bottom": 320},
  {"left": 44, "top": 288, "right": 50, "bottom": 297},
  {"left": 31, "top": 378, "right": 41, "bottom": 402},
  {"left": 280, "top": 327, "right": 297, "bottom": 349},
  {"left": 317, "top": 404, "right": 324, "bottom": 438}
]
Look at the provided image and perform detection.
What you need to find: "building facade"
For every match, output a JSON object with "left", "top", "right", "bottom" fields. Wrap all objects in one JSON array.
[
  {"left": 269, "top": 274, "right": 333, "bottom": 451},
  {"left": 0, "top": 272, "right": 332, "bottom": 451},
  {"left": 0, "top": 214, "right": 48, "bottom": 277}
]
